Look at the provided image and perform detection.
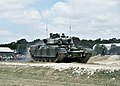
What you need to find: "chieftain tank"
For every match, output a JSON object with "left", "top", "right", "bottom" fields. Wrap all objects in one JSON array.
[{"left": 29, "top": 33, "right": 92, "bottom": 63}]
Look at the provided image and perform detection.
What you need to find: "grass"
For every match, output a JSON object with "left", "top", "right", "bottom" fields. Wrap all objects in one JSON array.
[{"left": 0, "top": 64, "right": 119, "bottom": 86}]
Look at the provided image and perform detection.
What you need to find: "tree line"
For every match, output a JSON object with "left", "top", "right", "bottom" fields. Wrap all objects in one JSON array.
[
  {"left": 0, "top": 37, "right": 120, "bottom": 55},
  {"left": 73, "top": 37, "right": 120, "bottom": 48},
  {"left": 0, "top": 39, "right": 42, "bottom": 55}
]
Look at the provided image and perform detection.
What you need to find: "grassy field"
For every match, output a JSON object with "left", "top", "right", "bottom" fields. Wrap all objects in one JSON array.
[{"left": 0, "top": 64, "right": 120, "bottom": 86}]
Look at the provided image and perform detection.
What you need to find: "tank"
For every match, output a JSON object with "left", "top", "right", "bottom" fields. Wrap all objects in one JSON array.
[{"left": 29, "top": 33, "right": 92, "bottom": 63}]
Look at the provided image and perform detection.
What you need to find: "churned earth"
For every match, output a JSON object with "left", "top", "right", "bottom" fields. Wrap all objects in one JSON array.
[{"left": 0, "top": 55, "right": 120, "bottom": 86}]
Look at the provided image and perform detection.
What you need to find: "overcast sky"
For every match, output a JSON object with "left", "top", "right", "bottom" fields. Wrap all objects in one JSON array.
[{"left": 0, "top": 0, "right": 120, "bottom": 44}]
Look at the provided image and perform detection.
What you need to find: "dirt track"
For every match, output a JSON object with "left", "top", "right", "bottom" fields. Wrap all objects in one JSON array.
[
  {"left": 0, "top": 55, "right": 120, "bottom": 86},
  {"left": 88, "top": 55, "right": 120, "bottom": 66},
  {"left": 0, "top": 55, "right": 120, "bottom": 72}
]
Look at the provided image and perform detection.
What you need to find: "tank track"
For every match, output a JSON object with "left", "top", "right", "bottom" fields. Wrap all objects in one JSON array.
[
  {"left": 31, "top": 53, "right": 91, "bottom": 63},
  {"left": 80, "top": 53, "right": 92, "bottom": 63}
]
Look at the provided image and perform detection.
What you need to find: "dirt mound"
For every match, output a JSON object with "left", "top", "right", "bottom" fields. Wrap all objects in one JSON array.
[{"left": 88, "top": 55, "right": 120, "bottom": 66}]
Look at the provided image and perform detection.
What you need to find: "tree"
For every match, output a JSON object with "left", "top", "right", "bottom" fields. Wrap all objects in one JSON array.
[{"left": 16, "top": 39, "right": 28, "bottom": 55}]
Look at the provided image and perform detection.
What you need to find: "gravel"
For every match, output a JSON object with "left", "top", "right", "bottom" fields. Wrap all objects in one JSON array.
[{"left": 0, "top": 55, "right": 120, "bottom": 75}]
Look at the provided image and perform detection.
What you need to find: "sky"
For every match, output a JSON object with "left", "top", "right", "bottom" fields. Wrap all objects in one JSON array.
[{"left": 0, "top": 0, "right": 120, "bottom": 44}]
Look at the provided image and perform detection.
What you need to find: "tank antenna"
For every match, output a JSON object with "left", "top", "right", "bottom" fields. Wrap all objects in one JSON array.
[
  {"left": 69, "top": 16, "right": 72, "bottom": 38},
  {"left": 45, "top": 18, "right": 48, "bottom": 38},
  {"left": 45, "top": 24, "right": 48, "bottom": 38}
]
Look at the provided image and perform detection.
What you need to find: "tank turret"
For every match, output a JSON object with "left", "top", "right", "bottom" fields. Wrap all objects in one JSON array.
[{"left": 29, "top": 33, "right": 92, "bottom": 63}]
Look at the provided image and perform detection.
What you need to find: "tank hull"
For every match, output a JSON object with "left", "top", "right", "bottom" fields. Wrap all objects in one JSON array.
[{"left": 30, "top": 48, "right": 92, "bottom": 63}]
